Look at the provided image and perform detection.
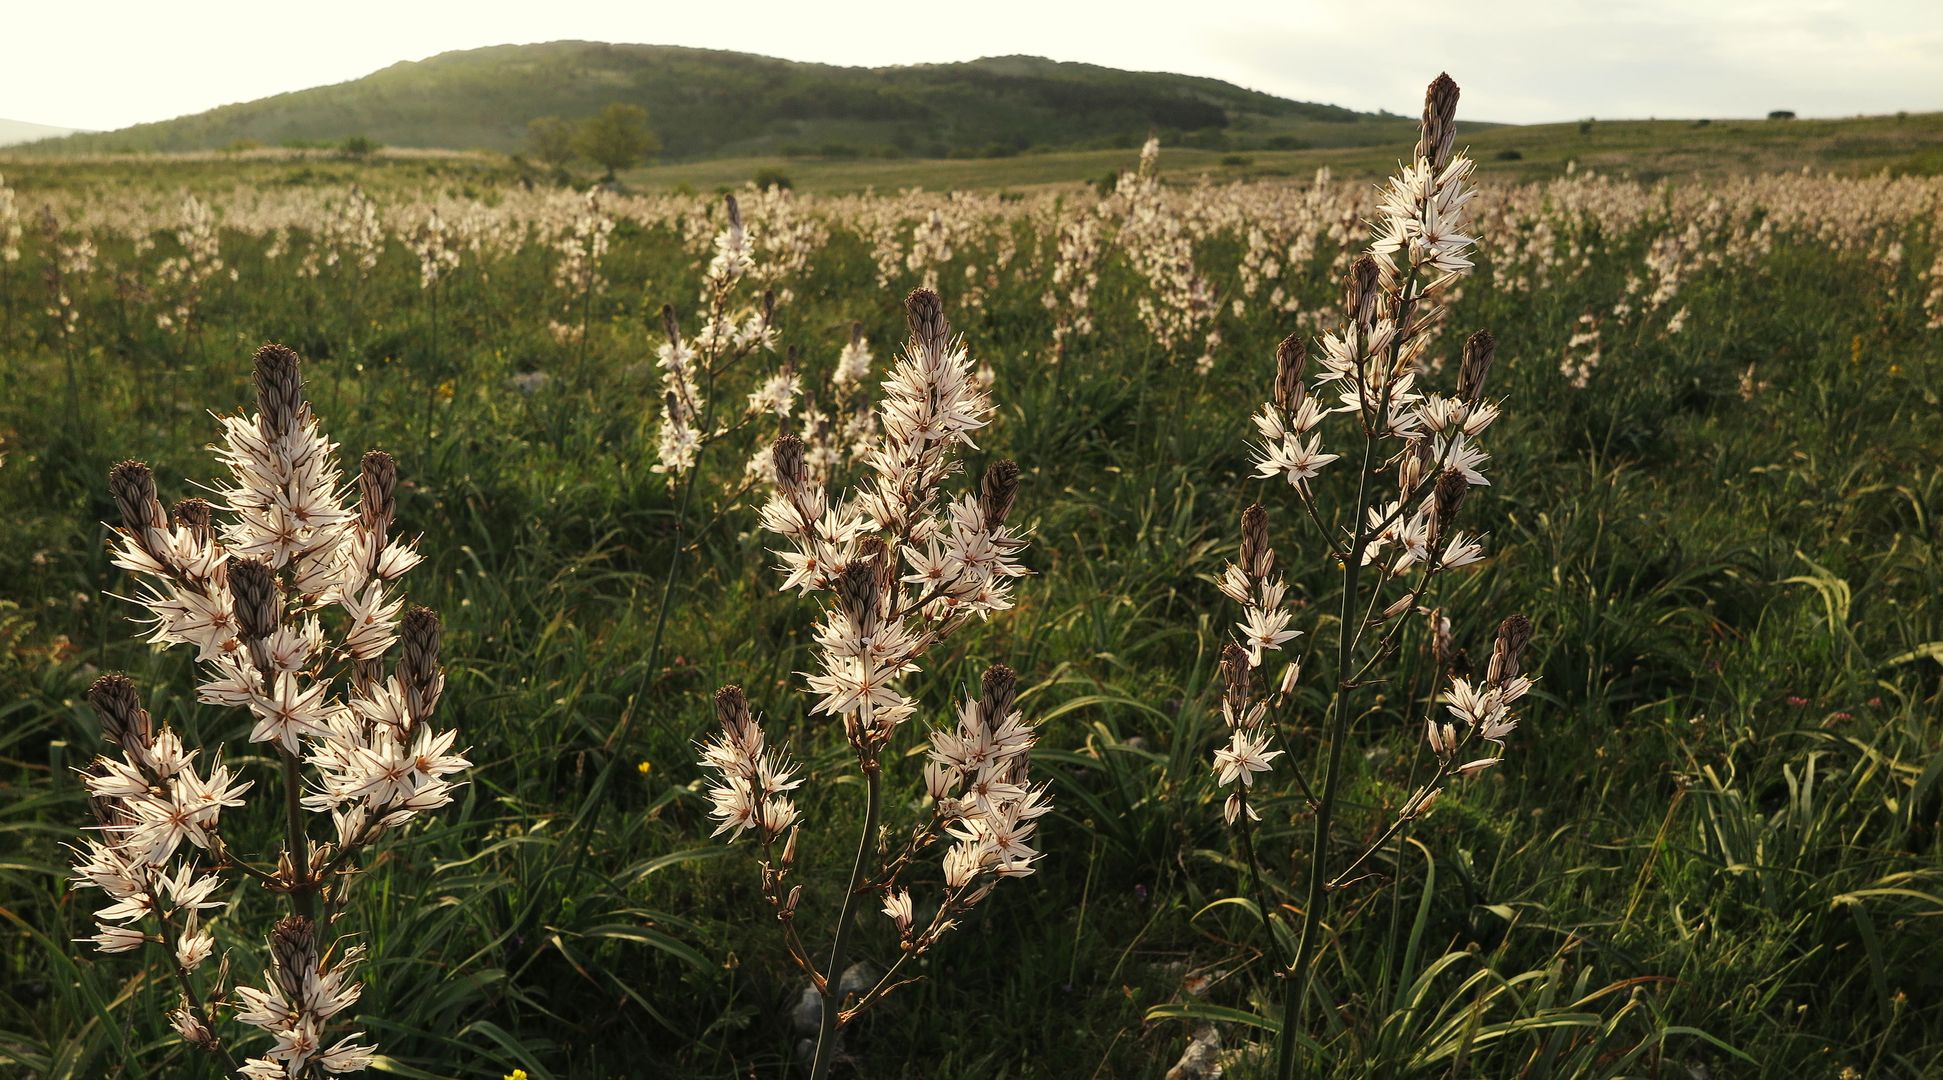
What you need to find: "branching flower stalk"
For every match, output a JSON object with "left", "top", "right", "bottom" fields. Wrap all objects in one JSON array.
[
  {"left": 701, "top": 288, "right": 1045, "bottom": 1080},
  {"left": 0, "top": 172, "right": 19, "bottom": 344},
  {"left": 72, "top": 343, "right": 468, "bottom": 1077},
  {"left": 1201, "top": 74, "right": 1539, "bottom": 1079},
  {"left": 546, "top": 187, "right": 615, "bottom": 375},
  {"left": 538, "top": 194, "right": 787, "bottom": 925},
  {"left": 608, "top": 192, "right": 780, "bottom": 753},
  {"left": 413, "top": 209, "right": 459, "bottom": 435}
]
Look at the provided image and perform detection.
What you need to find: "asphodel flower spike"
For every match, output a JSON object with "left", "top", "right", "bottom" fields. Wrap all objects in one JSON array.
[
  {"left": 74, "top": 343, "right": 467, "bottom": 1076},
  {"left": 1202, "top": 73, "right": 1542, "bottom": 1080},
  {"left": 704, "top": 287, "right": 1045, "bottom": 1080}
]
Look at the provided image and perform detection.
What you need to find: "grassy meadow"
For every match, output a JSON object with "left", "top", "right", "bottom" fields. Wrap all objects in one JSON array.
[
  {"left": 0, "top": 126, "right": 1940, "bottom": 1080},
  {"left": 616, "top": 110, "right": 1943, "bottom": 192}
]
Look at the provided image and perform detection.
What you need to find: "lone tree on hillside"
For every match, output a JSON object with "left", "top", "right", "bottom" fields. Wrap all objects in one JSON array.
[
  {"left": 576, "top": 103, "right": 660, "bottom": 180},
  {"left": 527, "top": 116, "right": 577, "bottom": 167}
]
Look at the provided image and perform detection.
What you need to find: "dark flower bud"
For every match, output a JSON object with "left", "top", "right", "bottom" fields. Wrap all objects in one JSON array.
[
  {"left": 227, "top": 558, "right": 279, "bottom": 643},
  {"left": 172, "top": 498, "right": 214, "bottom": 545},
  {"left": 1273, "top": 334, "right": 1307, "bottom": 411},
  {"left": 837, "top": 559, "right": 881, "bottom": 631},
  {"left": 715, "top": 684, "right": 750, "bottom": 732},
  {"left": 399, "top": 606, "right": 443, "bottom": 723},
  {"left": 252, "top": 343, "right": 306, "bottom": 438},
  {"left": 1417, "top": 73, "right": 1461, "bottom": 170},
  {"left": 905, "top": 287, "right": 948, "bottom": 355},
  {"left": 1239, "top": 503, "right": 1272, "bottom": 581},
  {"left": 268, "top": 916, "right": 316, "bottom": 1001},
  {"left": 979, "top": 664, "right": 1019, "bottom": 726},
  {"left": 773, "top": 434, "right": 809, "bottom": 494},
  {"left": 1457, "top": 330, "right": 1497, "bottom": 403},
  {"left": 1488, "top": 614, "right": 1534, "bottom": 685},
  {"left": 1399, "top": 438, "right": 1436, "bottom": 493},
  {"left": 89, "top": 673, "right": 153, "bottom": 751},
  {"left": 358, "top": 450, "right": 396, "bottom": 543},
  {"left": 979, "top": 459, "right": 1021, "bottom": 529},
  {"left": 109, "top": 460, "right": 166, "bottom": 536},
  {"left": 1346, "top": 257, "right": 1382, "bottom": 332},
  {"left": 866, "top": 538, "right": 898, "bottom": 612},
  {"left": 1427, "top": 607, "right": 1454, "bottom": 676},
  {"left": 1219, "top": 641, "right": 1251, "bottom": 718},
  {"left": 1432, "top": 471, "right": 1470, "bottom": 540}
]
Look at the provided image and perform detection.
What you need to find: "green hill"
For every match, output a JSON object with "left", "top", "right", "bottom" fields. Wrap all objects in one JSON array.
[{"left": 29, "top": 43, "right": 1422, "bottom": 160}]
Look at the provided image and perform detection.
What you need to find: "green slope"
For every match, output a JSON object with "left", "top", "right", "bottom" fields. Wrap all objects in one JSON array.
[{"left": 30, "top": 42, "right": 1418, "bottom": 160}]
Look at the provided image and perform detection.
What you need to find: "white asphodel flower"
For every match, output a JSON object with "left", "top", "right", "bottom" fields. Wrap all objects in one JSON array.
[{"left": 1213, "top": 730, "right": 1283, "bottom": 787}]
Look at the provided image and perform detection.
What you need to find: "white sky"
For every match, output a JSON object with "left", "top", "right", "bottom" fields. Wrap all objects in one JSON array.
[{"left": 9, "top": 0, "right": 1942, "bottom": 131}]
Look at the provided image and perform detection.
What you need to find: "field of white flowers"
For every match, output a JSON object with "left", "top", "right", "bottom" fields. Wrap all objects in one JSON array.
[{"left": 1, "top": 77, "right": 1940, "bottom": 1078}]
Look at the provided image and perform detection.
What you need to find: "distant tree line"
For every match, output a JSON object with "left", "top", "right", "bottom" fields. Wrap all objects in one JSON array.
[{"left": 527, "top": 103, "right": 661, "bottom": 179}]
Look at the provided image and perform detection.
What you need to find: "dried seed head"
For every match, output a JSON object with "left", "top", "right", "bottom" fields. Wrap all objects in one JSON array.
[
  {"left": 1239, "top": 503, "right": 1272, "bottom": 581},
  {"left": 251, "top": 343, "right": 306, "bottom": 438},
  {"left": 772, "top": 434, "right": 809, "bottom": 494},
  {"left": 1346, "top": 257, "right": 1382, "bottom": 332},
  {"left": 399, "top": 606, "right": 443, "bottom": 722},
  {"left": 359, "top": 450, "right": 396, "bottom": 539},
  {"left": 227, "top": 558, "right": 279, "bottom": 642},
  {"left": 905, "top": 287, "right": 948, "bottom": 356},
  {"left": 1417, "top": 73, "right": 1461, "bottom": 170},
  {"left": 109, "top": 460, "right": 166, "bottom": 535},
  {"left": 980, "top": 459, "right": 1021, "bottom": 529},
  {"left": 980, "top": 663, "right": 1018, "bottom": 723},
  {"left": 1488, "top": 614, "right": 1534, "bottom": 685},
  {"left": 1273, "top": 334, "right": 1307, "bottom": 411},
  {"left": 1457, "top": 330, "right": 1498, "bottom": 403},
  {"left": 1432, "top": 470, "right": 1470, "bottom": 538},
  {"left": 267, "top": 916, "right": 316, "bottom": 1001},
  {"left": 660, "top": 304, "right": 681, "bottom": 346},
  {"left": 88, "top": 673, "right": 152, "bottom": 750},
  {"left": 171, "top": 497, "right": 213, "bottom": 545},
  {"left": 715, "top": 684, "right": 750, "bottom": 731},
  {"left": 1219, "top": 641, "right": 1251, "bottom": 717}
]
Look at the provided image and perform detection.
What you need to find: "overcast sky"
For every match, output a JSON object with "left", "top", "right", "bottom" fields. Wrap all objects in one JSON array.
[{"left": 10, "top": 0, "right": 1941, "bottom": 131}]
